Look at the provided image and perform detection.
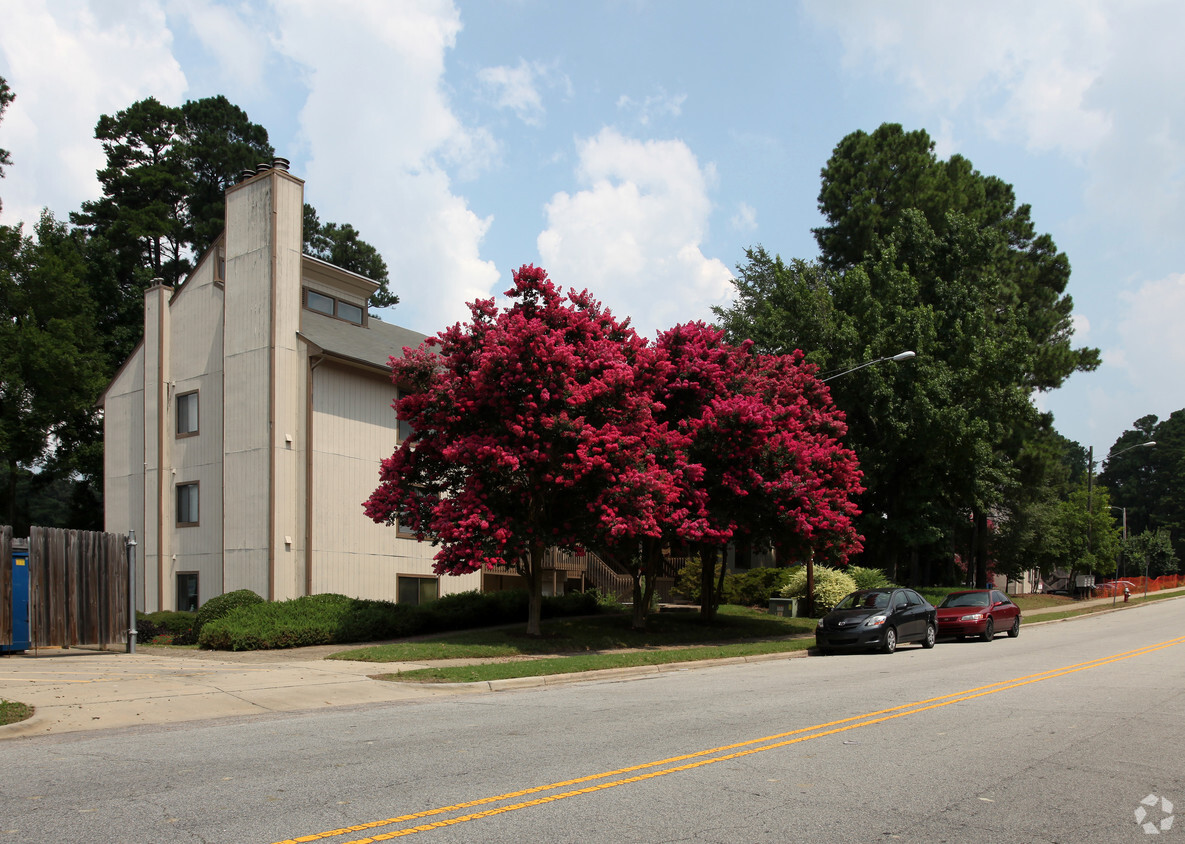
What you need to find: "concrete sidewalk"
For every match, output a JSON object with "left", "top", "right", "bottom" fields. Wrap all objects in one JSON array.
[
  {"left": 3, "top": 588, "right": 1181, "bottom": 740},
  {"left": 0, "top": 645, "right": 485, "bottom": 739}
]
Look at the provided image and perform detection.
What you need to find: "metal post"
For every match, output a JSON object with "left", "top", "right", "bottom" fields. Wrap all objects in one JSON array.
[{"left": 126, "top": 530, "right": 138, "bottom": 654}]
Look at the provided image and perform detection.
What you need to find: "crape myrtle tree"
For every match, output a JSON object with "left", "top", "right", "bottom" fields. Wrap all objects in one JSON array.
[
  {"left": 365, "top": 267, "right": 865, "bottom": 633},
  {"left": 365, "top": 265, "right": 676, "bottom": 636},
  {"left": 652, "top": 323, "right": 863, "bottom": 619}
]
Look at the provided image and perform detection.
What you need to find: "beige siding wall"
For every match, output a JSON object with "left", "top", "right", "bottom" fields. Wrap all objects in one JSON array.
[
  {"left": 272, "top": 174, "right": 305, "bottom": 599},
  {"left": 221, "top": 170, "right": 305, "bottom": 599},
  {"left": 309, "top": 361, "right": 479, "bottom": 599},
  {"left": 167, "top": 263, "right": 225, "bottom": 608},
  {"left": 103, "top": 348, "right": 146, "bottom": 608},
  {"left": 141, "top": 284, "right": 170, "bottom": 611}
]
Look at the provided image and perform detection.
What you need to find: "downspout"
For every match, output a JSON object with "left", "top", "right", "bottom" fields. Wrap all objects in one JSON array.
[{"left": 305, "top": 355, "right": 322, "bottom": 596}]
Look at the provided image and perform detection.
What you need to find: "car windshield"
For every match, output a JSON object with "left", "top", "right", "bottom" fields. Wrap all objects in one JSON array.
[
  {"left": 939, "top": 592, "right": 989, "bottom": 608},
  {"left": 835, "top": 592, "right": 889, "bottom": 611}
]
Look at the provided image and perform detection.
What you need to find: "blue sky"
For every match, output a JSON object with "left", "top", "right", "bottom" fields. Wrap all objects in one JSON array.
[{"left": 1, "top": 1, "right": 1183, "bottom": 464}]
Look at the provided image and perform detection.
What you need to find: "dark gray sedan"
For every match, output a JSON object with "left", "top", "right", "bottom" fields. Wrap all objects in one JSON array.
[{"left": 815, "top": 588, "right": 937, "bottom": 654}]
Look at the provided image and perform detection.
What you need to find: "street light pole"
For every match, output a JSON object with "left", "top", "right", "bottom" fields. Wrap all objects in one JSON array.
[
  {"left": 821, "top": 351, "right": 916, "bottom": 382},
  {"left": 806, "top": 350, "right": 917, "bottom": 615},
  {"left": 1109, "top": 505, "right": 1126, "bottom": 606}
]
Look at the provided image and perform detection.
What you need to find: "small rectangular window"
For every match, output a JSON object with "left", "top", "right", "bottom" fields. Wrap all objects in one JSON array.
[
  {"left": 336, "top": 300, "right": 364, "bottom": 325},
  {"left": 176, "top": 482, "right": 199, "bottom": 526},
  {"left": 398, "top": 575, "right": 438, "bottom": 606},
  {"left": 306, "top": 289, "right": 335, "bottom": 315},
  {"left": 176, "top": 572, "right": 199, "bottom": 612},
  {"left": 396, "top": 391, "right": 413, "bottom": 444},
  {"left": 177, "top": 391, "right": 199, "bottom": 436}
]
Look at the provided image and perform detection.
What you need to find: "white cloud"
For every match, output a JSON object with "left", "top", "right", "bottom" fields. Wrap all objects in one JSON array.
[
  {"left": 1115, "top": 272, "right": 1185, "bottom": 400},
  {"left": 476, "top": 59, "right": 543, "bottom": 127},
  {"left": 731, "top": 202, "right": 757, "bottom": 233},
  {"left": 616, "top": 88, "right": 686, "bottom": 126},
  {"left": 537, "top": 128, "right": 733, "bottom": 336},
  {"left": 165, "top": 0, "right": 271, "bottom": 94},
  {"left": 0, "top": 0, "right": 186, "bottom": 226},
  {"left": 271, "top": 0, "right": 499, "bottom": 333},
  {"left": 804, "top": 0, "right": 1185, "bottom": 238}
]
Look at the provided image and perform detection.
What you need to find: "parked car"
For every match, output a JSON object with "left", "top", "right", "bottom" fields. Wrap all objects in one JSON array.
[
  {"left": 815, "top": 588, "right": 937, "bottom": 654},
  {"left": 936, "top": 589, "right": 1021, "bottom": 641}
]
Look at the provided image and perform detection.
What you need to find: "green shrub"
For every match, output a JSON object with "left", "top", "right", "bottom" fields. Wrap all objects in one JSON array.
[
  {"left": 672, "top": 555, "right": 721, "bottom": 603},
  {"left": 847, "top": 566, "right": 894, "bottom": 590},
  {"left": 779, "top": 565, "right": 857, "bottom": 615},
  {"left": 725, "top": 567, "right": 793, "bottom": 606},
  {"left": 197, "top": 587, "right": 603, "bottom": 650},
  {"left": 193, "top": 589, "right": 264, "bottom": 642},
  {"left": 140, "top": 610, "right": 197, "bottom": 644}
]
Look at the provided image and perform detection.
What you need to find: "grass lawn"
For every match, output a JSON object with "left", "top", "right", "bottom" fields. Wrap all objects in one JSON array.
[
  {"left": 331, "top": 604, "right": 816, "bottom": 664},
  {"left": 335, "top": 589, "right": 1185, "bottom": 685},
  {"left": 0, "top": 698, "right": 33, "bottom": 726}
]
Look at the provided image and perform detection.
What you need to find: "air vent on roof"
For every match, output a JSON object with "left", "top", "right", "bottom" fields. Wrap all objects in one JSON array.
[
  {"left": 272, "top": 157, "right": 290, "bottom": 172},
  {"left": 255, "top": 162, "right": 272, "bottom": 174}
]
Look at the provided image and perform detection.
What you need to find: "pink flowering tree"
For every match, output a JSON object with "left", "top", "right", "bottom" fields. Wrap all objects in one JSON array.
[
  {"left": 653, "top": 323, "right": 863, "bottom": 618},
  {"left": 364, "top": 265, "right": 667, "bottom": 636}
]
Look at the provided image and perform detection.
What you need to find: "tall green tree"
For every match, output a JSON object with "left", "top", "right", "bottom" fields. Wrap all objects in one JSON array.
[
  {"left": 1124, "top": 528, "right": 1179, "bottom": 579},
  {"left": 716, "top": 124, "right": 1099, "bottom": 585},
  {"left": 0, "top": 212, "right": 107, "bottom": 532},
  {"left": 1100, "top": 410, "right": 1185, "bottom": 564}
]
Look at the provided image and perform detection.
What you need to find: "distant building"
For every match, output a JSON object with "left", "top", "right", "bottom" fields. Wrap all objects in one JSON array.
[{"left": 100, "top": 162, "right": 480, "bottom": 612}]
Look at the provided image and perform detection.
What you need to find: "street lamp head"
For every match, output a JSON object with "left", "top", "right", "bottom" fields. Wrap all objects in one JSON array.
[{"left": 890, "top": 351, "right": 916, "bottom": 362}]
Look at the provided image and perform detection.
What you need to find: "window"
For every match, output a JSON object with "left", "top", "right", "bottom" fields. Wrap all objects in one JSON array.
[
  {"left": 176, "top": 573, "right": 199, "bottom": 612},
  {"left": 306, "top": 289, "right": 335, "bottom": 316},
  {"left": 398, "top": 575, "right": 438, "bottom": 606},
  {"left": 177, "top": 391, "right": 199, "bottom": 436},
  {"left": 303, "top": 287, "right": 365, "bottom": 325},
  {"left": 176, "top": 482, "right": 199, "bottom": 526},
  {"left": 396, "top": 390, "right": 414, "bottom": 444},
  {"left": 336, "top": 300, "right": 363, "bottom": 324}
]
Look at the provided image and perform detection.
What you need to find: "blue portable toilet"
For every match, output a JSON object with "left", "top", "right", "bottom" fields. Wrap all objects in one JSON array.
[{"left": 3, "top": 539, "right": 31, "bottom": 654}]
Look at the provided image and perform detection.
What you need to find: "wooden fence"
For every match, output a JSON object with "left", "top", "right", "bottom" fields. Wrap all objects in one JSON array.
[
  {"left": 1, "top": 526, "right": 129, "bottom": 649},
  {"left": 1, "top": 525, "right": 11, "bottom": 646}
]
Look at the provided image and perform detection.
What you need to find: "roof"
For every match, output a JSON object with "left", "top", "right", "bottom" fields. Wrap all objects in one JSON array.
[{"left": 299, "top": 309, "right": 431, "bottom": 372}]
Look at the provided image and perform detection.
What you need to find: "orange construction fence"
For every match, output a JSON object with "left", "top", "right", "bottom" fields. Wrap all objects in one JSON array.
[{"left": 1093, "top": 574, "right": 1183, "bottom": 598}]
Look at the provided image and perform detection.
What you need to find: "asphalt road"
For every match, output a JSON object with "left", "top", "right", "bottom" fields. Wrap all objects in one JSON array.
[{"left": 3, "top": 600, "right": 1184, "bottom": 844}]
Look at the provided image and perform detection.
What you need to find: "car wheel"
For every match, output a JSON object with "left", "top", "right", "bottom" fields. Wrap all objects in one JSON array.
[
  {"left": 1007, "top": 616, "right": 1020, "bottom": 638},
  {"left": 980, "top": 618, "right": 994, "bottom": 642},
  {"left": 881, "top": 627, "right": 897, "bottom": 654},
  {"left": 922, "top": 622, "right": 936, "bottom": 649}
]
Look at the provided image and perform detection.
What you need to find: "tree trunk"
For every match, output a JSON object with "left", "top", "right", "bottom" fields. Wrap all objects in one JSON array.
[
  {"left": 699, "top": 544, "right": 717, "bottom": 621},
  {"left": 630, "top": 542, "right": 661, "bottom": 631},
  {"left": 973, "top": 509, "right": 989, "bottom": 588},
  {"left": 526, "top": 539, "right": 545, "bottom": 637},
  {"left": 630, "top": 567, "right": 646, "bottom": 630}
]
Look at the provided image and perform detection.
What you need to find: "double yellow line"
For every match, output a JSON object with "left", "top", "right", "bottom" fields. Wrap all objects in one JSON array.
[{"left": 275, "top": 635, "right": 1185, "bottom": 843}]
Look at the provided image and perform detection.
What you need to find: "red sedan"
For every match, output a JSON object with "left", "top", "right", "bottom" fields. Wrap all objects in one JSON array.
[{"left": 936, "top": 589, "right": 1021, "bottom": 641}]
